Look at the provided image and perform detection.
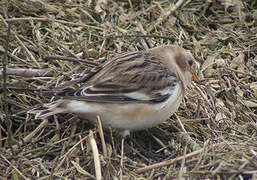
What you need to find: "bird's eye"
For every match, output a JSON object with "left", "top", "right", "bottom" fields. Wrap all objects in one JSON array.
[{"left": 188, "top": 60, "right": 193, "bottom": 66}]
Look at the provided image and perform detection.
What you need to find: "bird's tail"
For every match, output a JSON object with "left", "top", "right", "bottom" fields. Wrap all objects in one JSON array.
[{"left": 28, "top": 100, "right": 68, "bottom": 119}]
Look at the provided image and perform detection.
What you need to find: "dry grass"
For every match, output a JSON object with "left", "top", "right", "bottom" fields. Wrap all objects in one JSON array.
[{"left": 0, "top": 0, "right": 257, "bottom": 179}]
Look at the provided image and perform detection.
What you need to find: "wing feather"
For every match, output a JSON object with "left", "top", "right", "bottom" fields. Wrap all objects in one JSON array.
[{"left": 56, "top": 51, "right": 179, "bottom": 104}]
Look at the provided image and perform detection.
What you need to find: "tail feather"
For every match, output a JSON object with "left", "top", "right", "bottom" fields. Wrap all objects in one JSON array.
[{"left": 28, "top": 100, "right": 68, "bottom": 119}]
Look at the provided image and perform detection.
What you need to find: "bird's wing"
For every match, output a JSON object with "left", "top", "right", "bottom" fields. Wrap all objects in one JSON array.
[{"left": 56, "top": 51, "right": 180, "bottom": 104}]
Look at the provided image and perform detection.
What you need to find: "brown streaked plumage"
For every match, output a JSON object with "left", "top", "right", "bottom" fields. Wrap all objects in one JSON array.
[{"left": 29, "top": 45, "right": 197, "bottom": 137}]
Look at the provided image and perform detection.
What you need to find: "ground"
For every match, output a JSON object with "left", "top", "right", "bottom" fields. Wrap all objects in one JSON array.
[{"left": 0, "top": 0, "right": 257, "bottom": 179}]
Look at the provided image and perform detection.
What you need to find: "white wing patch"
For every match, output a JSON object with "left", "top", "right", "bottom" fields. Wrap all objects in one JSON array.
[
  {"left": 158, "top": 86, "right": 173, "bottom": 96},
  {"left": 125, "top": 92, "right": 151, "bottom": 101},
  {"left": 158, "top": 84, "right": 181, "bottom": 109}
]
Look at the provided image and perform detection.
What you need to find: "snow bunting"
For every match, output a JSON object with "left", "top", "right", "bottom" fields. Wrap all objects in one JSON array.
[{"left": 29, "top": 45, "right": 197, "bottom": 137}]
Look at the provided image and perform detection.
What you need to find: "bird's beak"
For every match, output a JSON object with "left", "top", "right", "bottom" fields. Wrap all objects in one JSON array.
[{"left": 192, "top": 72, "right": 198, "bottom": 82}]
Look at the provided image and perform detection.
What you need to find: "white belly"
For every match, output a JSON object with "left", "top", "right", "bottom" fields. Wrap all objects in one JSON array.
[{"left": 66, "top": 85, "right": 183, "bottom": 135}]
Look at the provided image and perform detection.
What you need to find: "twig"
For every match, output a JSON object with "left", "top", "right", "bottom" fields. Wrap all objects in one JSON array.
[
  {"left": 176, "top": 114, "right": 201, "bottom": 151},
  {"left": 135, "top": 142, "right": 228, "bottom": 174},
  {"left": 5, "top": 17, "right": 49, "bottom": 22},
  {"left": 228, "top": 68, "right": 257, "bottom": 79},
  {"left": 0, "top": 45, "right": 28, "bottom": 64},
  {"left": 71, "top": 161, "right": 95, "bottom": 179},
  {"left": 97, "top": 116, "right": 107, "bottom": 158},
  {"left": 2, "top": 22, "right": 13, "bottom": 151},
  {"left": 106, "top": 34, "right": 176, "bottom": 42},
  {"left": 89, "top": 130, "right": 102, "bottom": 180},
  {"left": 12, "top": 119, "right": 49, "bottom": 151},
  {"left": 147, "top": 0, "right": 187, "bottom": 33},
  {"left": 56, "top": 134, "right": 89, "bottom": 171},
  {"left": 176, "top": 114, "right": 187, "bottom": 134},
  {"left": 44, "top": 55, "right": 99, "bottom": 67},
  {"left": 120, "top": 137, "right": 125, "bottom": 180},
  {"left": 178, "top": 144, "right": 187, "bottom": 179},
  {"left": 13, "top": 32, "right": 41, "bottom": 68},
  {"left": 2, "top": 23, "right": 10, "bottom": 127},
  {"left": 46, "top": 37, "right": 78, "bottom": 58},
  {"left": 0, "top": 153, "right": 30, "bottom": 180},
  {"left": 0, "top": 68, "right": 53, "bottom": 77},
  {"left": 38, "top": 161, "right": 72, "bottom": 180},
  {"left": 135, "top": 148, "right": 203, "bottom": 174},
  {"left": 5, "top": 17, "right": 103, "bottom": 30}
]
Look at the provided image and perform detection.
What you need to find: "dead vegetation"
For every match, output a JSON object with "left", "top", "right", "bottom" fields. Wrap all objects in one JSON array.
[{"left": 0, "top": 0, "right": 257, "bottom": 179}]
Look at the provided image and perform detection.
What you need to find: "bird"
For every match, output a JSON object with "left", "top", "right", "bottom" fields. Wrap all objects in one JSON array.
[{"left": 29, "top": 45, "right": 198, "bottom": 137}]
